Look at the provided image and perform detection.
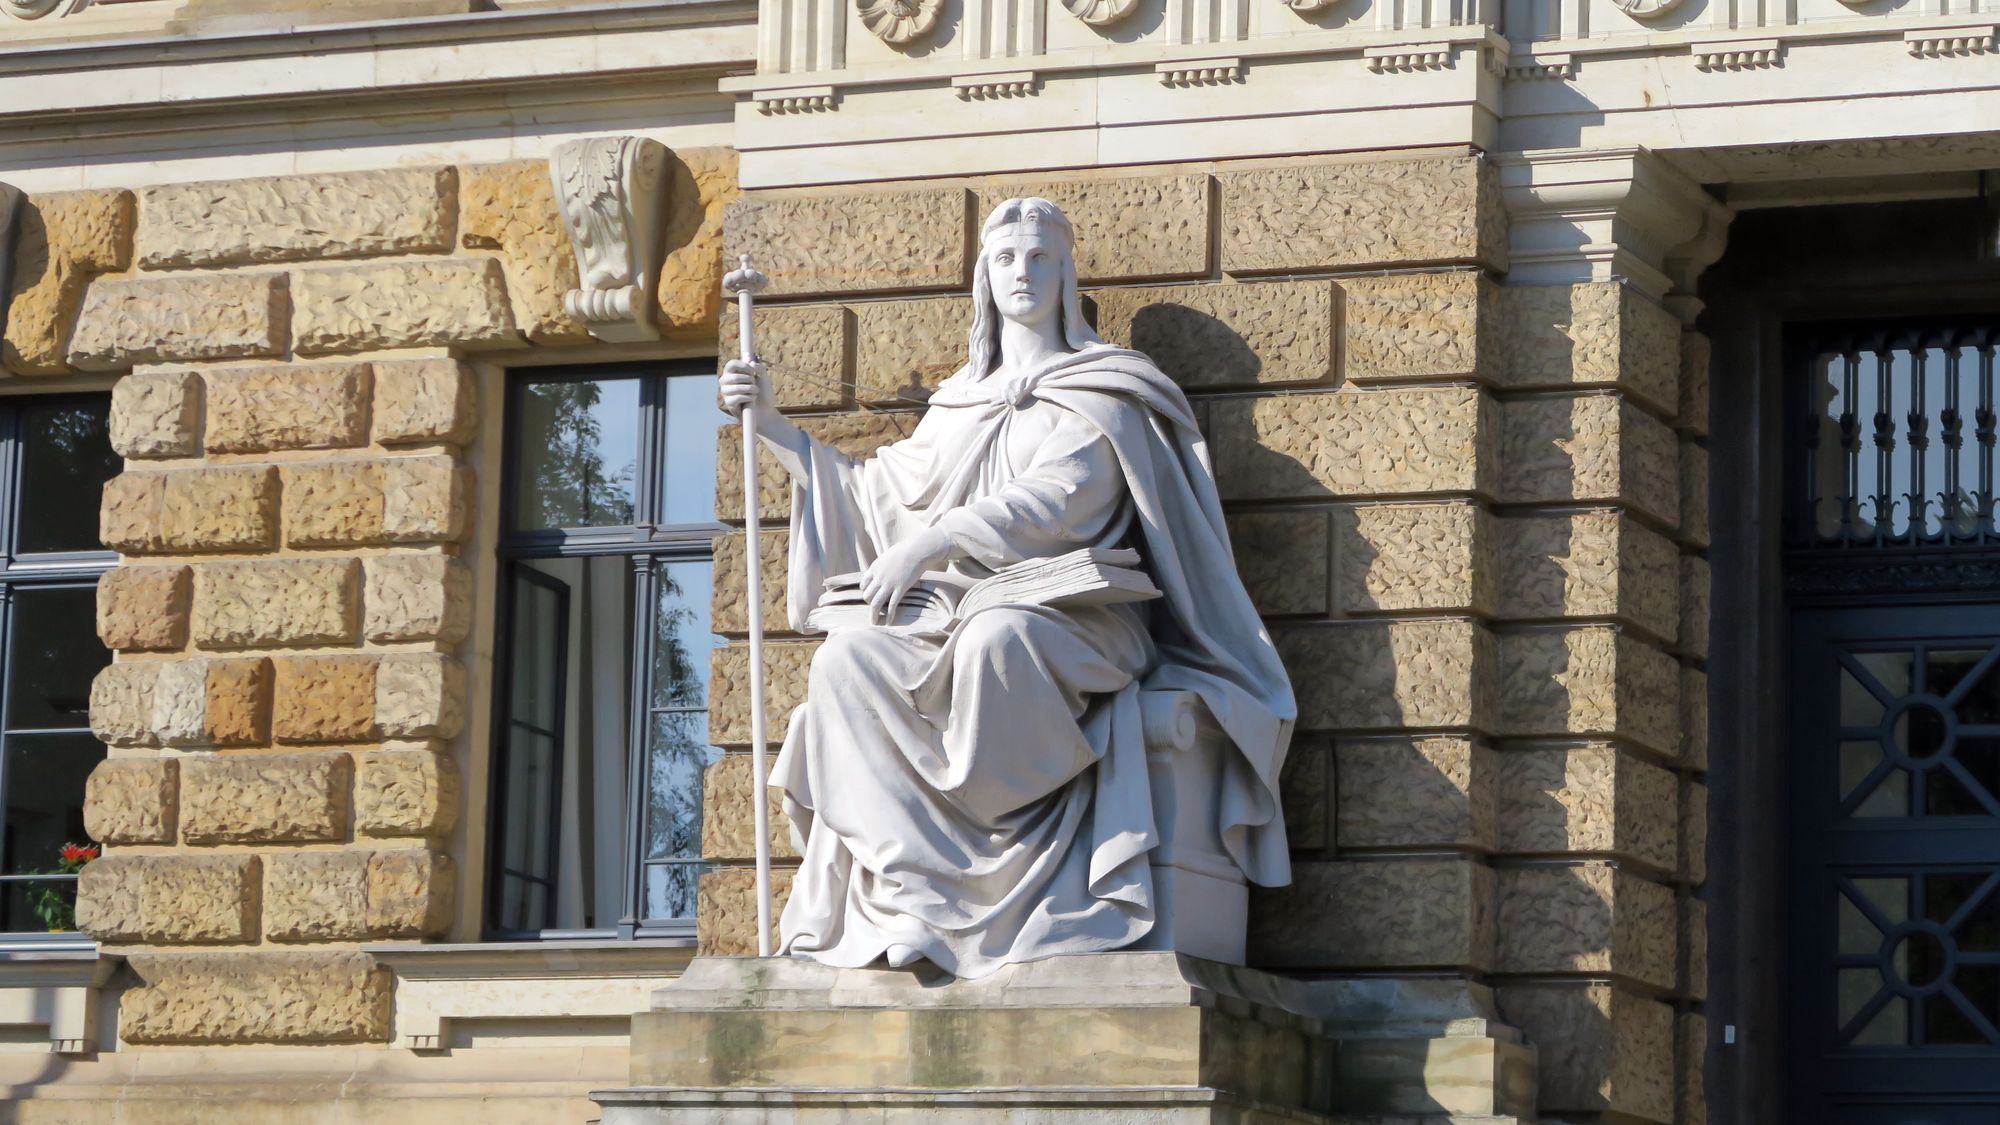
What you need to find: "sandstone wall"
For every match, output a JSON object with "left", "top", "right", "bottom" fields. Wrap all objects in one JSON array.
[
  {"left": 704, "top": 149, "right": 1709, "bottom": 1123},
  {"left": 32, "top": 152, "right": 736, "bottom": 1046}
]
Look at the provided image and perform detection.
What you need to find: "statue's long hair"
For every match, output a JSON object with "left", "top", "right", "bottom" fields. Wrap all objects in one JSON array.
[{"left": 966, "top": 197, "right": 1105, "bottom": 382}]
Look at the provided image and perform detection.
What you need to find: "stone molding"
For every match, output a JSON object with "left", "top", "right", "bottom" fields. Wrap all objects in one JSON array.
[
  {"left": 0, "top": 949, "right": 118, "bottom": 1055},
  {"left": 367, "top": 941, "right": 696, "bottom": 1051},
  {"left": 551, "top": 136, "right": 671, "bottom": 343},
  {"left": 1500, "top": 147, "right": 1734, "bottom": 317}
]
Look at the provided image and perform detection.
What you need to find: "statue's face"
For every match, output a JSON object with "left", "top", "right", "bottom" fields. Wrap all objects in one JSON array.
[{"left": 985, "top": 228, "right": 1063, "bottom": 326}]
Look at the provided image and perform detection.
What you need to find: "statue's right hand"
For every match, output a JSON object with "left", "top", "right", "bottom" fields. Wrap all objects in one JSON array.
[{"left": 719, "top": 359, "right": 770, "bottom": 417}]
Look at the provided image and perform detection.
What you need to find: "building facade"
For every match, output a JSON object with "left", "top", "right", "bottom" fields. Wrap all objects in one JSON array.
[{"left": 0, "top": 0, "right": 1993, "bottom": 1121}]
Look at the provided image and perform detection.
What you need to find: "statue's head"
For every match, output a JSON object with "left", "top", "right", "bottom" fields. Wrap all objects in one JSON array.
[{"left": 967, "top": 198, "right": 1104, "bottom": 380}]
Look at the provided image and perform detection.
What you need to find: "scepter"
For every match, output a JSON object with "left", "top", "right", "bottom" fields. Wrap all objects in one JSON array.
[{"left": 722, "top": 254, "right": 775, "bottom": 958}]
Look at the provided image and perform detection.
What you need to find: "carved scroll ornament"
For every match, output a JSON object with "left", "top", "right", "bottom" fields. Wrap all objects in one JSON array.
[
  {"left": 1063, "top": 0, "right": 1139, "bottom": 28},
  {"left": 2, "top": 0, "right": 87, "bottom": 18},
  {"left": 857, "top": 0, "right": 944, "bottom": 45},
  {"left": 550, "top": 135, "right": 670, "bottom": 343}
]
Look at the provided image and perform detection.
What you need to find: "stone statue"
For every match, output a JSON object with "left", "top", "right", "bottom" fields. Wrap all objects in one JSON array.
[{"left": 718, "top": 198, "right": 1295, "bottom": 978}]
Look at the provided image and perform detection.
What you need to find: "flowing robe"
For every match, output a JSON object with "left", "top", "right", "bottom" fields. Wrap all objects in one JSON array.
[{"left": 773, "top": 345, "right": 1295, "bottom": 978}]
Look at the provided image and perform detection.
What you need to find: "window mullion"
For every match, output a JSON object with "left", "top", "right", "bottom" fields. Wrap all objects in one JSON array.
[
  {"left": 0, "top": 583, "right": 16, "bottom": 906},
  {"left": 616, "top": 552, "right": 658, "bottom": 940},
  {"left": 635, "top": 375, "right": 666, "bottom": 530}
]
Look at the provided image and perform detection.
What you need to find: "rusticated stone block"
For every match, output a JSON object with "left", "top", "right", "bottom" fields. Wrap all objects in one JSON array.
[
  {"left": 702, "top": 753, "right": 796, "bottom": 861},
  {"left": 283, "top": 456, "right": 467, "bottom": 547},
  {"left": 109, "top": 371, "right": 202, "bottom": 458},
  {"left": 1335, "top": 736, "right": 1494, "bottom": 850},
  {"left": 1682, "top": 666, "right": 1709, "bottom": 771},
  {"left": 78, "top": 854, "right": 259, "bottom": 944},
  {"left": 1501, "top": 394, "right": 1680, "bottom": 527},
  {"left": 851, "top": 297, "right": 969, "bottom": 406},
  {"left": 1340, "top": 270, "right": 1494, "bottom": 384},
  {"left": 104, "top": 466, "right": 280, "bottom": 554},
  {"left": 1227, "top": 509, "right": 1329, "bottom": 617},
  {"left": 723, "top": 187, "right": 970, "bottom": 298},
  {"left": 1682, "top": 779, "right": 1707, "bottom": 885},
  {"left": 4, "top": 188, "right": 135, "bottom": 376},
  {"left": 1681, "top": 896, "right": 1707, "bottom": 1000},
  {"left": 1496, "top": 509, "right": 1679, "bottom": 641},
  {"left": 193, "top": 558, "right": 360, "bottom": 649},
  {"left": 166, "top": 465, "right": 282, "bottom": 553},
  {"left": 1091, "top": 281, "right": 1335, "bottom": 389},
  {"left": 659, "top": 146, "right": 740, "bottom": 335},
  {"left": 1211, "top": 387, "right": 1495, "bottom": 503},
  {"left": 97, "top": 564, "right": 192, "bottom": 651},
  {"left": 713, "top": 529, "right": 789, "bottom": 636},
  {"left": 1219, "top": 154, "right": 1504, "bottom": 274},
  {"left": 180, "top": 752, "right": 351, "bottom": 843},
  {"left": 1494, "top": 745, "right": 1678, "bottom": 874},
  {"left": 89, "top": 662, "right": 157, "bottom": 746},
  {"left": 1681, "top": 441, "right": 1710, "bottom": 548},
  {"left": 459, "top": 159, "right": 588, "bottom": 345},
  {"left": 203, "top": 362, "right": 371, "bottom": 453},
  {"left": 372, "top": 358, "right": 476, "bottom": 446},
  {"left": 711, "top": 641, "right": 816, "bottom": 745},
  {"left": 720, "top": 412, "right": 919, "bottom": 522},
  {"left": 1679, "top": 554, "right": 1709, "bottom": 659},
  {"left": 99, "top": 471, "right": 167, "bottom": 554},
  {"left": 1496, "top": 981, "right": 1673, "bottom": 1121},
  {"left": 204, "top": 658, "right": 273, "bottom": 746},
  {"left": 1495, "top": 863, "right": 1677, "bottom": 990},
  {"left": 355, "top": 750, "right": 459, "bottom": 838},
  {"left": 979, "top": 173, "right": 1209, "bottom": 282},
  {"left": 1335, "top": 501, "right": 1493, "bottom": 615},
  {"left": 698, "top": 866, "right": 796, "bottom": 955},
  {"left": 292, "top": 258, "right": 519, "bottom": 354},
  {"left": 122, "top": 952, "right": 390, "bottom": 1044},
  {"left": 272, "top": 655, "right": 378, "bottom": 744},
  {"left": 82, "top": 757, "right": 178, "bottom": 845},
  {"left": 1679, "top": 1011, "right": 1707, "bottom": 1125},
  {"left": 363, "top": 555, "right": 472, "bottom": 644},
  {"left": 722, "top": 303, "right": 849, "bottom": 410},
  {"left": 88, "top": 657, "right": 271, "bottom": 748},
  {"left": 375, "top": 653, "right": 466, "bottom": 739},
  {"left": 1495, "top": 283, "right": 1679, "bottom": 416},
  {"left": 1250, "top": 857, "right": 1493, "bottom": 970},
  {"left": 1277, "top": 620, "right": 1494, "bottom": 732},
  {"left": 1679, "top": 331, "right": 1711, "bottom": 437},
  {"left": 137, "top": 167, "right": 455, "bottom": 269},
  {"left": 265, "top": 850, "right": 453, "bottom": 941},
  {"left": 68, "top": 272, "right": 288, "bottom": 371},
  {"left": 1280, "top": 738, "right": 1329, "bottom": 851},
  {"left": 1496, "top": 628, "right": 1680, "bottom": 756}
]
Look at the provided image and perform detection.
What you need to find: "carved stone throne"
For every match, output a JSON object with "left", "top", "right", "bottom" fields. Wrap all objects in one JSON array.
[{"left": 1133, "top": 688, "right": 1249, "bottom": 964}]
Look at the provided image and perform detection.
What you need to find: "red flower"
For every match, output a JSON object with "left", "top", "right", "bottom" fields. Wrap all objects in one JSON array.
[{"left": 59, "top": 843, "right": 99, "bottom": 864}]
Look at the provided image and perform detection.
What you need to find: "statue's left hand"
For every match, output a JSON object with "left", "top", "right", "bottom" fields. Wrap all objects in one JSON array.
[{"left": 860, "top": 528, "right": 954, "bottom": 623}]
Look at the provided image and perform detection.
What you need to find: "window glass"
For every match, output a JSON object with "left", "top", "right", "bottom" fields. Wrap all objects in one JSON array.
[
  {"left": 513, "top": 377, "right": 642, "bottom": 530},
  {"left": 0, "top": 732, "right": 101, "bottom": 930},
  {"left": 661, "top": 374, "right": 727, "bottom": 526},
  {"left": 7, "top": 587, "right": 107, "bottom": 732},
  {"left": 15, "top": 399, "right": 119, "bottom": 555},
  {"left": 492, "top": 367, "right": 723, "bottom": 938}
]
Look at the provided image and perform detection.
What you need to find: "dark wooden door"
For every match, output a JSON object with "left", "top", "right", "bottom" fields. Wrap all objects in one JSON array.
[{"left": 1786, "top": 606, "right": 2000, "bottom": 1124}]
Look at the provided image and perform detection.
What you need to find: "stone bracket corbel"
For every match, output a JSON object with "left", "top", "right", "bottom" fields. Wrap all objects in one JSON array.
[
  {"left": 551, "top": 136, "right": 671, "bottom": 344},
  {"left": 1500, "top": 147, "right": 1735, "bottom": 320}
]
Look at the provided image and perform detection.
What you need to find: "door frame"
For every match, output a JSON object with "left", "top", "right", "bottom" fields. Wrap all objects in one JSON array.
[{"left": 1700, "top": 194, "right": 2000, "bottom": 1124}]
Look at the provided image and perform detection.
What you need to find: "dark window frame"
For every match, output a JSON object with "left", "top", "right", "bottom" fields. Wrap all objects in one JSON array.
[
  {"left": 486, "top": 360, "right": 724, "bottom": 943},
  {"left": 0, "top": 392, "right": 118, "bottom": 945}
]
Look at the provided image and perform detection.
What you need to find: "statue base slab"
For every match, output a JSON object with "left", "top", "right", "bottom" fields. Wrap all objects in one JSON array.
[{"left": 593, "top": 952, "right": 1538, "bottom": 1124}]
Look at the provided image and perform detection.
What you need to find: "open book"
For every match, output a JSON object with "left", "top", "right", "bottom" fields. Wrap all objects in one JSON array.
[{"left": 805, "top": 547, "right": 1162, "bottom": 635}]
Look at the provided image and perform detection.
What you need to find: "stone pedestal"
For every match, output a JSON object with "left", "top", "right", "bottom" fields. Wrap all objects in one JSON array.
[{"left": 593, "top": 952, "right": 1538, "bottom": 1124}]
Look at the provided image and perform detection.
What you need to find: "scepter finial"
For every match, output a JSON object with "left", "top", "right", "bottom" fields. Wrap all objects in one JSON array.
[{"left": 724, "top": 254, "right": 768, "bottom": 296}]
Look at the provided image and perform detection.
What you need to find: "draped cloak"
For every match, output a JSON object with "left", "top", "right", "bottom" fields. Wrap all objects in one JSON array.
[{"left": 771, "top": 344, "right": 1296, "bottom": 977}]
